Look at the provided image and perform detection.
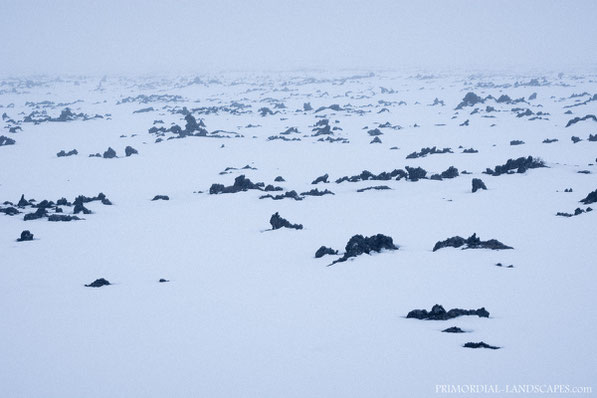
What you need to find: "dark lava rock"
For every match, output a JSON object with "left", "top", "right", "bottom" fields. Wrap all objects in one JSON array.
[
  {"left": 158, "top": 278, "right": 169, "bottom": 283},
  {"left": 357, "top": 185, "right": 391, "bottom": 192},
  {"left": 588, "top": 134, "right": 597, "bottom": 142},
  {"left": 484, "top": 156, "right": 546, "bottom": 176},
  {"left": 274, "top": 176, "right": 285, "bottom": 182},
  {"left": 580, "top": 188, "right": 597, "bottom": 205},
  {"left": 462, "top": 148, "right": 479, "bottom": 153},
  {"left": 405, "top": 166, "right": 427, "bottom": 181},
  {"left": 312, "top": 173, "right": 329, "bottom": 184},
  {"left": 0, "top": 135, "right": 16, "bottom": 146},
  {"left": 24, "top": 207, "right": 48, "bottom": 221},
  {"left": 260, "top": 190, "right": 303, "bottom": 201},
  {"left": 57, "top": 149, "right": 78, "bottom": 157},
  {"left": 151, "top": 195, "right": 169, "bottom": 201},
  {"left": 0, "top": 206, "right": 19, "bottom": 216},
  {"left": 17, "top": 230, "right": 34, "bottom": 241},
  {"left": 270, "top": 212, "right": 303, "bottom": 230},
  {"left": 370, "top": 136, "right": 382, "bottom": 144},
  {"left": 74, "top": 202, "right": 91, "bottom": 214},
  {"left": 125, "top": 146, "right": 138, "bottom": 156},
  {"left": 85, "top": 278, "right": 111, "bottom": 288},
  {"left": 406, "top": 146, "right": 452, "bottom": 159},
  {"left": 510, "top": 140, "right": 525, "bottom": 145},
  {"left": 210, "top": 175, "right": 263, "bottom": 194},
  {"left": 440, "top": 166, "right": 459, "bottom": 179},
  {"left": 264, "top": 184, "right": 283, "bottom": 192},
  {"left": 442, "top": 326, "right": 465, "bottom": 333},
  {"left": 331, "top": 234, "right": 398, "bottom": 265},
  {"left": 433, "top": 233, "right": 512, "bottom": 251},
  {"left": 301, "top": 188, "right": 334, "bottom": 196},
  {"left": 103, "top": 147, "right": 117, "bottom": 158},
  {"left": 407, "top": 304, "right": 490, "bottom": 320},
  {"left": 17, "top": 194, "right": 30, "bottom": 207},
  {"left": 542, "top": 138, "right": 558, "bottom": 143},
  {"left": 565, "top": 114, "right": 597, "bottom": 127},
  {"left": 472, "top": 178, "right": 487, "bottom": 193},
  {"left": 315, "top": 246, "right": 338, "bottom": 258},
  {"left": 455, "top": 92, "right": 484, "bottom": 110},
  {"left": 571, "top": 136, "right": 582, "bottom": 144},
  {"left": 463, "top": 342, "right": 500, "bottom": 350},
  {"left": 48, "top": 214, "right": 81, "bottom": 222}
]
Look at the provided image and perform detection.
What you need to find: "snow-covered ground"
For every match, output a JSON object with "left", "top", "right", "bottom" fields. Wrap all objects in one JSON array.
[{"left": 1, "top": 71, "right": 596, "bottom": 397}]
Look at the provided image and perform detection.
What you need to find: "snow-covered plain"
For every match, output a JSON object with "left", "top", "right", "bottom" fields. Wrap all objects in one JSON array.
[{"left": 1, "top": 71, "right": 596, "bottom": 397}]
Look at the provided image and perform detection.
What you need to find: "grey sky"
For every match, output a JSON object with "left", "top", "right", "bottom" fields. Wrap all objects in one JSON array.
[{"left": 1, "top": 0, "right": 596, "bottom": 75}]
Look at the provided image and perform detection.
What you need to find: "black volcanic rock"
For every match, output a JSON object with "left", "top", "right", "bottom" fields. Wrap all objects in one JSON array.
[
  {"left": 315, "top": 246, "right": 338, "bottom": 258},
  {"left": 270, "top": 212, "right": 303, "bottom": 230},
  {"left": 48, "top": 214, "right": 81, "bottom": 222},
  {"left": 331, "top": 234, "right": 398, "bottom": 265},
  {"left": 580, "top": 188, "right": 597, "bottom": 205},
  {"left": 455, "top": 92, "right": 484, "bottom": 109},
  {"left": 312, "top": 174, "right": 329, "bottom": 184},
  {"left": 103, "top": 147, "right": 117, "bottom": 158},
  {"left": 571, "top": 136, "right": 582, "bottom": 144},
  {"left": 274, "top": 176, "right": 285, "bottom": 182},
  {"left": 24, "top": 207, "right": 48, "bottom": 221},
  {"left": 565, "top": 114, "right": 597, "bottom": 127},
  {"left": 57, "top": 149, "right": 78, "bottom": 157},
  {"left": 357, "top": 185, "right": 391, "bottom": 192},
  {"left": 301, "top": 188, "right": 334, "bottom": 196},
  {"left": 472, "top": 178, "right": 487, "bottom": 193},
  {"left": 85, "top": 278, "right": 111, "bottom": 288},
  {"left": 442, "top": 326, "right": 465, "bottom": 333},
  {"left": 125, "top": 146, "right": 138, "bottom": 156},
  {"left": 433, "top": 233, "right": 512, "bottom": 251},
  {"left": 484, "top": 156, "right": 546, "bottom": 176},
  {"left": 17, "top": 194, "right": 30, "bottom": 207},
  {"left": 405, "top": 166, "right": 427, "bottom": 181},
  {"left": 209, "top": 175, "right": 263, "bottom": 194},
  {"left": 17, "top": 230, "right": 34, "bottom": 241},
  {"left": 260, "top": 190, "right": 303, "bottom": 201},
  {"left": 510, "top": 140, "right": 525, "bottom": 146},
  {"left": 407, "top": 304, "right": 490, "bottom": 320},
  {"left": 463, "top": 342, "right": 500, "bottom": 350},
  {"left": 406, "top": 146, "right": 452, "bottom": 159},
  {"left": 151, "top": 195, "right": 169, "bottom": 201},
  {"left": 0, "top": 135, "right": 16, "bottom": 146}
]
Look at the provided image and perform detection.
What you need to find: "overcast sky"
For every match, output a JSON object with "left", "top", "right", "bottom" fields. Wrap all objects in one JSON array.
[{"left": 1, "top": 0, "right": 596, "bottom": 75}]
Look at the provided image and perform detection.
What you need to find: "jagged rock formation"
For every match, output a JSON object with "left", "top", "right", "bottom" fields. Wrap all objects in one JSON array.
[
  {"left": 484, "top": 156, "right": 546, "bottom": 176},
  {"left": 312, "top": 174, "right": 329, "bottom": 184},
  {"left": 315, "top": 246, "right": 338, "bottom": 258},
  {"left": 330, "top": 234, "right": 398, "bottom": 265},
  {"left": 406, "top": 146, "right": 452, "bottom": 159},
  {"left": 407, "top": 304, "right": 489, "bottom": 320},
  {"left": 259, "top": 190, "right": 302, "bottom": 201},
  {"left": 151, "top": 195, "right": 169, "bottom": 201},
  {"left": 57, "top": 149, "right": 78, "bottom": 157},
  {"left": 565, "top": 114, "right": 597, "bottom": 127},
  {"left": 580, "top": 188, "right": 597, "bottom": 205},
  {"left": 125, "top": 146, "right": 138, "bottom": 156},
  {"left": 17, "top": 230, "right": 34, "bottom": 241},
  {"left": 269, "top": 212, "right": 303, "bottom": 230},
  {"left": 300, "top": 188, "right": 334, "bottom": 196},
  {"left": 209, "top": 175, "right": 264, "bottom": 194},
  {"left": 103, "top": 147, "right": 117, "bottom": 158},
  {"left": 472, "top": 178, "right": 487, "bottom": 193},
  {"left": 0, "top": 135, "right": 16, "bottom": 146},
  {"left": 433, "top": 233, "right": 512, "bottom": 251}
]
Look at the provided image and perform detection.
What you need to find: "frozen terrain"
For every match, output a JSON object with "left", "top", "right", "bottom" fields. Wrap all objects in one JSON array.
[{"left": 1, "top": 71, "right": 596, "bottom": 397}]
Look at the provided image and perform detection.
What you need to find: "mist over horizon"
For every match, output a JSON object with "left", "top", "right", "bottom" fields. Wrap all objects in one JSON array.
[{"left": 2, "top": 0, "right": 597, "bottom": 76}]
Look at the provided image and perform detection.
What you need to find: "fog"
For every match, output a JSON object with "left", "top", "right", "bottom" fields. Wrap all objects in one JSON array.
[{"left": 2, "top": 0, "right": 597, "bottom": 75}]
